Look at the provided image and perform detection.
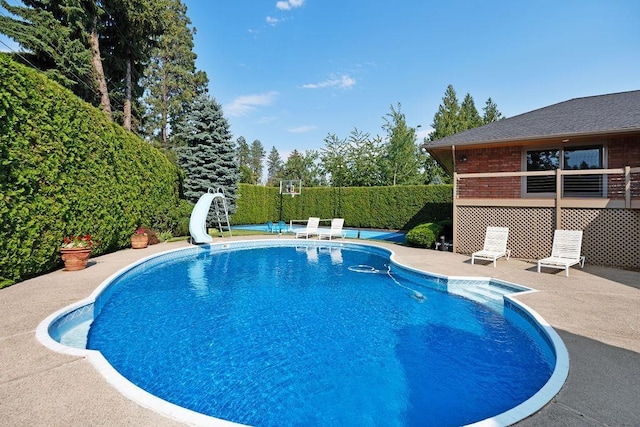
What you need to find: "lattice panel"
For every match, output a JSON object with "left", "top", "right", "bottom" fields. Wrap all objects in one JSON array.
[
  {"left": 457, "top": 207, "right": 554, "bottom": 260},
  {"left": 562, "top": 208, "right": 640, "bottom": 270},
  {"left": 457, "top": 206, "right": 640, "bottom": 269}
]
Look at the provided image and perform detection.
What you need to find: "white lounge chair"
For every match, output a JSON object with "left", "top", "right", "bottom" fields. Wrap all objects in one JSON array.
[
  {"left": 537, "top": 230, "right": 585, "bottom": 277},
  {"left": 471, "top": 226, "right": 511, "bottom": 268},
  {"left": 295, "top": 217, "right": 320, "bottom": 238},
  {"left": 318, "top": 218, "right": 346, "bottom": 240}
]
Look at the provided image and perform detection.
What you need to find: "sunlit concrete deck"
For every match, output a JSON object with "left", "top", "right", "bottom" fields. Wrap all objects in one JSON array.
[{"left": 1, "top": 236, "right": 638, "bottom": 426}]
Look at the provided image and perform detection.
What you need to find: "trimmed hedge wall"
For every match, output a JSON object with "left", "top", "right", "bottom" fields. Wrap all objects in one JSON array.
[
  {"left": 0, "top": 55, "right": 184, "bottom": 288},
  {"left": 233, "top": 184, "right": 452, "bottom": 230}
]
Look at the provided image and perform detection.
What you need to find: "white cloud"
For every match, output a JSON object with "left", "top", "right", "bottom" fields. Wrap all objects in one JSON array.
[
  {"left": 276, "top": 0, "right": 304, "bottom": 11},
  {"left": 266, "top": 16, "right": 282, "bottom": 25},
  {"left": 288, "top": 125, "right": 317, "bottom": 133},
  {"left": 225, "top": 91, "right": 278, "bottom": 117},
  {"left": 302, "top": 74, "right": 356, "bottom": 90}
]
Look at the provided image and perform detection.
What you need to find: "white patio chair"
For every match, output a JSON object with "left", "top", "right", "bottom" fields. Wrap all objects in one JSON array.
[
  {"left": 317, "top": 218, "right": 346, "bottom": 240},
  {"left": 295, "top": 217, "right": 320, "bottom": 238},
  {"left": 537, "top": 230, "right": 585, "bottom": 277},
  {"left": 471, "top": 226, "right": 511, "bottom": 268}
]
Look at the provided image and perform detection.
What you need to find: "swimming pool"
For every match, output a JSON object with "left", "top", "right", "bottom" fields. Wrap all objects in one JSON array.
[
  {"left": 232, "top": 224, "right": 407, "bottom": 242},
  {"left": 38, "top": 240, "right": 568, "bottom": 426}
]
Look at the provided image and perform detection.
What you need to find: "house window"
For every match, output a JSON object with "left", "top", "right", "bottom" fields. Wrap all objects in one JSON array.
[
  {"left": 563, "top": 146, "right": 603, "bottom": 196},
  {"left": 525, "top": 145, "right": 604, "bottom": 197},
  {"left": 526, "top": 149, "right": 559, "bottom": 194}
]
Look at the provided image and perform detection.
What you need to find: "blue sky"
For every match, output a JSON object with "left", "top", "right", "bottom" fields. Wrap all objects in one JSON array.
[
  {"left": 184, "top": 0, "right": 639, "bottom": 158},
  {"left": 2, "top": 1, "right": 639, "bottom": 160}
]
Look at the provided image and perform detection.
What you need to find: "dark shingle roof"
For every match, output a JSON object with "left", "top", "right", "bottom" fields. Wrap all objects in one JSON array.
[{"left": 428, "top": 90, "right": 640, "bottom": 148}]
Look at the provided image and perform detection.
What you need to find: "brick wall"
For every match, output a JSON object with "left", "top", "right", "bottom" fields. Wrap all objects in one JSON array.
[{"left": 456, "top": 146, "right": 522, "bottom": 198}]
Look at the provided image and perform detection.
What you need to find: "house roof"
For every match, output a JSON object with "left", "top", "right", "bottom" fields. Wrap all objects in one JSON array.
[{"left": 426, "top": 90, "right": 640, "bottom": 174}]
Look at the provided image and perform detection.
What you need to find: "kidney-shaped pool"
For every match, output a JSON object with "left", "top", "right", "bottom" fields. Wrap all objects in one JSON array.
[{"left": 38, "top": 240, "right": 568, "bottom": 426}]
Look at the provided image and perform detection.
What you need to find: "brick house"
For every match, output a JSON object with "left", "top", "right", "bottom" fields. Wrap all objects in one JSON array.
[{"left": 426, "top": 90, "right": 640, "bottom": 270}]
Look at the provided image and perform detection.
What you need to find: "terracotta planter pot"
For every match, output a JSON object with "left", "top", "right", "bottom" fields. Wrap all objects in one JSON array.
[
  {"left": 131, "top": 234, "right": 149, "bottom": 249},
  {"left": 60, "top": 247, "right": 92, "bottom": 271}
]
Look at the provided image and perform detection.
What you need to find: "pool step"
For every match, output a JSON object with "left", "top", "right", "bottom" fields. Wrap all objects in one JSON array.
[{"left": 448, "top": 283, "right": 507, "bottom": 311}]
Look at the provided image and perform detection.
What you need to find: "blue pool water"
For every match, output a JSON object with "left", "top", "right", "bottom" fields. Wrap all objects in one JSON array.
[
  {"left": 86, "top": 243, "right": 554, "bottom": 426},
  {"left": 232, "top": 224, "right": 407, "bottom": 242}
]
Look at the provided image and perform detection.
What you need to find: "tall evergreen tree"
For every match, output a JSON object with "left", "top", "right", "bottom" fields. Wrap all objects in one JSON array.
[
  {"left": 429, "top": 84, "right": 461, "bottom": 141},
  {"left": 266, "top": 146, "right": 283, "bottom": 186},
  {"left": 235, "top": 136, "right": 253, "bottom": 183},
  {"left": 349, "top": 133, "right": 384, "bottom": 187},
  {"left": 459, "top": 93, "right": 482, "bottom": 130},
  {"left": 283, "top": 150, "right": 321, "bottom": 186},
  {"left": 101, "top": 0, "right": 167, "bottom": 130},
  {"left": 381, "top": 103, "right": 421, "bottom": 185},
  {"left": 320, "top": 133, "right": 348, "bottom": 186},
  {"left": 482, "top": 97, "right": 504, "bottom": 124},
  {"left": 141, "top": 0, "right": 208, "bottom": 144},
  {"left": 250, "top": 139, "right": 266, "bottom": 184},
  {"left": 430, "top": 85, "right": 504, "bottom": 140},
  {"left": 174, "top": 94, "right": 238, "bottom": 215},
  {"left": 236, "top": 136, "right": 250, "bottom": 165},
  {"left": 426, "top": 85, "right": 502, "bottom": 181}
]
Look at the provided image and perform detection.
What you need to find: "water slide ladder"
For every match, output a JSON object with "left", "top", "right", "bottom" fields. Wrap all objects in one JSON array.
[{"left": 189, "top": 188, "right": 232, "bottom": 244}]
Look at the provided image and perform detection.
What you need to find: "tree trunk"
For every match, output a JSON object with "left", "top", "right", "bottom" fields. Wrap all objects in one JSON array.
[
  {"left": 161, "top": 67, "right": 168, "bottom": 147},
  {"left": 124, "top": 57, "right": 132, "bottom": 131},
  {"left": 88, "top": 16, "right": 111, "bottom": 118}
]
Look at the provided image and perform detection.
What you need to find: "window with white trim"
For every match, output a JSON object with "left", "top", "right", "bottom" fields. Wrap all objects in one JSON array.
[{"left": 524, "top": 145, "right": 605, "bottom": 197}]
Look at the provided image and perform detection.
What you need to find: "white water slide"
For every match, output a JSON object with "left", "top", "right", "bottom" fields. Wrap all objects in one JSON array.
[{"left": 189, "top": 188, "right": 231, "bottom": 244}]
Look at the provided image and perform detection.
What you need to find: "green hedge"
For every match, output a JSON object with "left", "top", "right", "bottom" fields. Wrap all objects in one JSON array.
[
  {"left": 406, "top": 221, "right": 451, "bottom": 248},
  {"left": 0, "top": 54, "right": 184, "bottom": 288},
  {"left": 233, "top": 184, "right": 452, "bottom": 230}
]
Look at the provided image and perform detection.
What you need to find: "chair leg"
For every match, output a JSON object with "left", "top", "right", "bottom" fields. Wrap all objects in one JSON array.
[
  {"left": 537, "top": 262, "right": 541, "bottom": 273},
  {"left": 565, "top": 266, "right": 569, "bottom": 277}
]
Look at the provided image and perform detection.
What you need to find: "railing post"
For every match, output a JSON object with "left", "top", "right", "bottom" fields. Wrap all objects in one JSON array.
[
  {"left": 625, "top": 166, "right": 631, "bottom": 209},
  {"left": 555, "top": 168, "right": 562, "bottom": 229},
  {"left": 452, "top": 172, "right": 458, "bottom": 253}
]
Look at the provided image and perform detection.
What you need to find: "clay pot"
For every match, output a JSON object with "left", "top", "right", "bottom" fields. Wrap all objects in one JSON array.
[
  {"left": 131, "top": 233, "right": 149, "bottom": 249},
  {"left": 60, "top": 248, "right": 92, "bottom": 271}
]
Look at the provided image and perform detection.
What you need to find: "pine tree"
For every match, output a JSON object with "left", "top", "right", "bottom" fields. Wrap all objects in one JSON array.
[
  {"left": 426, "top": 85, "right": 502, "bottom": 182},
  {"left": 482, "top": 97, "right": 504, "bottom": 124},
  {"left": 429, "top": 84, "right": 461, "bottom": 141},
  {"left": 283, "top": 150, "right": 321, "bottom": 186},
  {"left": 100, "top": 0, "right": 168, "bottom": 130},
  {"left": 141, "top": 0, "right": 208, "bottom": 144},
  {"left": 348, "top": 133, "right": 384, "bottom": 187},
  {"left": 236, "top": 137, "right": 250, "bottom": 166},
  {"left": 174, "top": 94, "right": 238, "bottom": 215},
  {"left": 235, "top": 137, "right": 253, "bottom": 184},
  {"left": 266, "top": 146, "right": 283, "bottom": 185},
  {"left": 460, "top": 93, "right": 482, "bottom": 130},
  {"left": 320, "top": 133, "right": 348, "bottom": 186},
  {"left": 382, "top": 103, "right": 421, "bottom": 185},
  {"left": 249, "top": 139, "right": 266, "bottom": 184}
]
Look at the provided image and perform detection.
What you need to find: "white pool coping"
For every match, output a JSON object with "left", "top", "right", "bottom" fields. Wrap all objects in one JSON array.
[{"left": 36, "top": 239, "right": 569, "bottom": 427}]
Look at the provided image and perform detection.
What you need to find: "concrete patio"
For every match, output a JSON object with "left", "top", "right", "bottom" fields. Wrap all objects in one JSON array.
[{"left": 1, "top": 236, "right": 639, "bottom": 426}]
